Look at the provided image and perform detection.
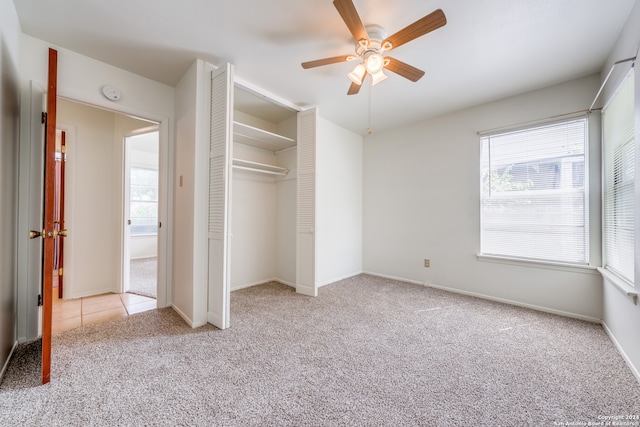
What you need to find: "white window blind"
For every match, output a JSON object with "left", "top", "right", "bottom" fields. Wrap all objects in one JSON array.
[
  {"left": 603, "top": 71, "right": 635, "bottom": 283},
  {"left": 480, "top": 117, "right": 589, "bottom": 264}
]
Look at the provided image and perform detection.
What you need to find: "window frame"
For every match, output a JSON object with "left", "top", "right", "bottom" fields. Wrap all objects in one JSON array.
[
  {"left": 601, "top": 69, "right": 635, "bottom": 286},
  {"left": 479, "top": 114, "right": 591, "bottom": 267}
]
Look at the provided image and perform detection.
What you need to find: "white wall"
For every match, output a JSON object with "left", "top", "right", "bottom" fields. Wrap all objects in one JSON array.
[
  {"left": 130, "top": 236, "right": 157, "bottom": 259},
  {"left": 599, "top": 0, "right": 640, "bottom": 382},
  {"left": 173, "top": 61, "right": 198, "bottom": 325},
  {"left": 58, "top": 100, "right": 118, "bottom": 297},
  {"left": 0, "top": 0, "right": 21, "bottom": 377},
  {"left": 317, "top": 118, "right": 363, "bottom": 286},
  {"left": 363, "top": 74, "right": 603, "bottom": 321},
  {"left": 230, "top": 143, "right": 278, "bottom": 289},
  {"left": 17, "top": 34, "right": 175, "bottom": 339},
  {"left": 172, "top": 59, "right": 212, "bottom": 327}
]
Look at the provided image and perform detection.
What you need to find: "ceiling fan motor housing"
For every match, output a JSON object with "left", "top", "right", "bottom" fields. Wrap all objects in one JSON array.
[{"left": 357, "top": 24, "right": 389, "bottom": 55}]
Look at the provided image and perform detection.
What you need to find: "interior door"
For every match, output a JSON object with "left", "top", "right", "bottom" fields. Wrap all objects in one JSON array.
[
  {"left": 207, "top": 63, "right": 233, "bottom": 329},
  {"left": 41, "top": 48, "right": 59, "bottom": 384},
  {"left": 296, "top": 108, "right": 318, "bottom": 297}
]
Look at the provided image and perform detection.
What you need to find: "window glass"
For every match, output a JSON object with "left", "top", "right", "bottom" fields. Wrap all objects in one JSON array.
[{"left": 130, "top": 167, "right": 158, "bottom": 235}]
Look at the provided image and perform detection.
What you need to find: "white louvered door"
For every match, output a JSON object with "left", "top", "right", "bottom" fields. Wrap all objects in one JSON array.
[
  {"left": 296, "top": 108, "right": 318, "bottom": 296},
  {"left": 208, "top": 64, "right": 233, "bottom": 329}
]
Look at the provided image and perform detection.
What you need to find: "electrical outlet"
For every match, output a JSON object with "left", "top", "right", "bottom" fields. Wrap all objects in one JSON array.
[{"left": 424, "top": 259, "right": 430, "bottom": 268}]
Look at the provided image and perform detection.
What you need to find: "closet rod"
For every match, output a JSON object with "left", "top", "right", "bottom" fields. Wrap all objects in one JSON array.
[{"left": 232, "top": 165, "right": 288, "bottom": 176}]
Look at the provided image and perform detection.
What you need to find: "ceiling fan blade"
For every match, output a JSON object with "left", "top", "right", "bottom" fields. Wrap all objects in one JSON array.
[
  {"left": 347, "top": 81, "right": 362, "bottom": 95},
  {"left": 384, "top": 57, "right": 425, "bottom": 82},
  {"left": 383, "top": 9, "right": 446, "bottom": 51},
  {"left": 301, "top": 55, "right": 351, "bottom": 69},
  {"left": 333, "top": 0, "right": 369, "bottom": 43}
]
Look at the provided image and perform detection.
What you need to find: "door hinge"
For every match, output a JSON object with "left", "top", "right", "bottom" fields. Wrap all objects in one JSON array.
[
  {"left": 58, "top": 268, "right": 63, "bottom": 277},
  {"left": 41, "top": 112, "right": 47, "bottom": 124},
  {"left": 61, "top": 145, "right": 67, "bottom": 154},
  {"left": 38, "top": 294, "right": 43, "bottom": 306}
]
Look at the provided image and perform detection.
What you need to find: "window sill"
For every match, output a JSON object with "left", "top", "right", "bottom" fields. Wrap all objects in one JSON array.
[
  {"left": 131, "top": 233, "right": 158, "bottom": 238},
  {"left": 597, "top": 267, "right": 638, "bottom": 304},
  {"left": 477, "top": 254, "right": 598, "bottom": 275}
]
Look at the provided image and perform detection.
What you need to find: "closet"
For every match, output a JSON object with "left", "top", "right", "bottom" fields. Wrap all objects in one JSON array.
[
  {"left": 230, "top": 84, "right": 298, "bottom": 290},
  {"left": 207, "top": 64, "right": 318, "bottom": 330}
]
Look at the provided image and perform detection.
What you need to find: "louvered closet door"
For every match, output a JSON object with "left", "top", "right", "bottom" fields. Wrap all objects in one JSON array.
[
  {"left": 208, "top": 64, "right": 233, "bottom": 329},
  {"left": 296, "top": 108, "right": 318, "bottom": 297}
]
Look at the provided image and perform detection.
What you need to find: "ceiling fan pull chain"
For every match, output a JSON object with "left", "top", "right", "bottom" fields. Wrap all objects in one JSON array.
[{"left": 367, "top": 79, "right": 373, "bottom": 135}]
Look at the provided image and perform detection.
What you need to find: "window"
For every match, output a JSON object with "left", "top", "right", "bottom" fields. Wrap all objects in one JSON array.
[
  {"left": 480, "top": 117, "right": 589, "bottom": 264},
  {"left": 603, "top": 71, "right": 635, "bottom": 284},
  {"left": 130, "top": 167, "right": 159, "bottom": 235}
]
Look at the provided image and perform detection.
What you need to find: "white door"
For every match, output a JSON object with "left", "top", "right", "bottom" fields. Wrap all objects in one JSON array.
[
  {"left": 296, "top": 108, "right": 318, "bottom": 297},
  {"left": 207, "top": 63, "right": 234, "bottom": 329}
]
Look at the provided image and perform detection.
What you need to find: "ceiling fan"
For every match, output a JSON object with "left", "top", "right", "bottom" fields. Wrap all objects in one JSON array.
[{"left": 301, "top": 0, "right": 447, "bottom": 95}]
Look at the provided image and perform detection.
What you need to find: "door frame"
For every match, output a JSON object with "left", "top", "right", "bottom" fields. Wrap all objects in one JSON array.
[{"left": 54, "top": 94, "right": 171, "bottom": 309}]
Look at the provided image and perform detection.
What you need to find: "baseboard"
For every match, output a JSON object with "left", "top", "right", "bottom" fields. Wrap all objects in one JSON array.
[
  {"left": 68, "top": 287, "right": 118, "bottom": 299},
  {"left": 601, "top": 321, "right": 640, "bottom": 384},
  {"left": 426, "top": 282, "right": 601, "bottom": 323},
  {"left": 231, "top": 277, "right": 277, "bottom": 292},
  {"left": 362, "top": 271, "right": 425, "bottom": 286},
  {"left": 231, "top": 277, "right": 296, "bottom": 292},
  {"left": 363, "top": 271, "right": 601, "bottom": 323},
  {"left": 278, "top": 279, "right": 296, "bottom": 288},
  {"left": 0, "top": 341, "right": 18, "bottom": 383},
  {"left": 295, "top": 283, "right": 317, "bottom": 297},
  {"left": 206, "top": 311, "right": 225, "bottom": 329},
  {"left": 171, "top": 304, "right": 205, "bottom": 329},
  {"left": 318, "top": 270, "right": 363, "bottom": 288}
]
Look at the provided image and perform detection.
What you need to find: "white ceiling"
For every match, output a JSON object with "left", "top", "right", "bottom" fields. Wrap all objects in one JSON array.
[{"left": 14, "top": 0, "right": 637, "bottom": 135}]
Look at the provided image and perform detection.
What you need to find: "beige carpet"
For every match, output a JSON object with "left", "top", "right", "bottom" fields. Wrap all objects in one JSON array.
[
  {"left": 1, "top": 274, "right": 639, "bottom": 426},
  {"left": 128, "top": 257, "right": 157, "bottom": 299}
]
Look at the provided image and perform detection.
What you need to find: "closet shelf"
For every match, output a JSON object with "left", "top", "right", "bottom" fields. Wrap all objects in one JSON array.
[
  {"left": 232, "top": 158, "right": 289, "bottom": 176},
  {"left": 233, "top": 121, "right": 296, "bottom": 151}
]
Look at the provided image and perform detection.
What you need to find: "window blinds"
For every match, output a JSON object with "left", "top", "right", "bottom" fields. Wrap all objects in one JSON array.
[
  {"left": 480, "top": 117, "right": 589, "bottom": 264},
  {"left": 603, "top": 71, "right": 635, "bottom": 283}
]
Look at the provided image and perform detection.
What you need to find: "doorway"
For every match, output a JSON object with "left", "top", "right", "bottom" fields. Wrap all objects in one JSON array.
[
  {"left": 52, "top": 99, "right": 163, "bottom": 330},
  {"left": 124, "top": 130, "right": 160, "bottom": 299}
]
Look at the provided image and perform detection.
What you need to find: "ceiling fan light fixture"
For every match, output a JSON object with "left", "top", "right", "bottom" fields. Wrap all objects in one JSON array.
[
  {"left": 370, "top": 69, "right": 387, "bottom": 86},
  {"left": 348, "top": 63, "right": 366, "bottom": 85},
  {"left": 364, "top": 52, "right": 384, "bottom": 74}
]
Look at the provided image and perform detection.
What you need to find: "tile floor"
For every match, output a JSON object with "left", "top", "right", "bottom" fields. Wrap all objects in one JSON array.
[{"left": 52, "top": 291, "right": 156, "bottom": 334}]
